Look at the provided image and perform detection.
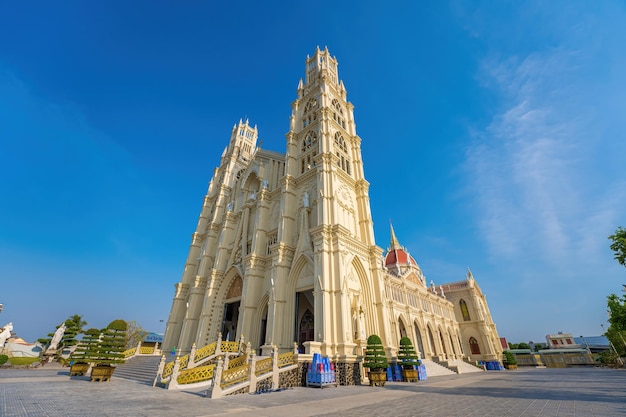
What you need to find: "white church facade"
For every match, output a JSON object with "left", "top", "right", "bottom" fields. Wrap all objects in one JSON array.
[{"left": 163, "top": 47, "right": 502, "bottom": 383}]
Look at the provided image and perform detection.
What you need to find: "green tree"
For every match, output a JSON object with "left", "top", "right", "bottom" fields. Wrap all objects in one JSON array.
[
  {"left": 517, "top": 342, "right": 531, "bottom": 350},
  {"left": 363, "top": 334, "right": 389, "bottom": 371},
  {"left": 71, "top": 328, "right": 101, "bottom": 364},
  {"left": 125, "top": 320, "right": 149, "bottom": 349},
  {"left": 93, "top": 320, "right": 128, "bottom": 366},
  {"left": 397, "top": 336, "right": 420, "bottom": 369},
  {"left": 37, "top": 314, "right": 87, "bottom": 350},
  {"left": 62, "top": 315, "right": 88, "bottom": 348},
  {"left": 609, "top": 226, "right": 626, "bottom": 267},
  {"left": 502, "top": 350, "right": 517, "bottom": 365},
  {"left": 606, "top": 293, "right": 626, "bottom": 355}
]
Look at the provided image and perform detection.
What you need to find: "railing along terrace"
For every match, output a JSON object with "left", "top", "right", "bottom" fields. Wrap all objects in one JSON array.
[
  {"left": 162, "top": 361, "right": 175, "bottom": 379},
  {"left": 140, "top": 346, "right": 155, "bottom": 354},
  {"left": 193, "top": 341, "right": 217, "bottom": 363},
  {"left": 227, "top": 354, "right": 248, "bottom": 369},
  {"left": 277, "top": 352, "right": 294, "bottom": 368},
  {"left": 123, "top": 347, "right": 137, "bottom": 359},
  {"left": 176, "top": 363, "right": 216, "bottom": 385},
  {"left": 221, "top": 364, "right": 249, "bottom": 389},
  {"left": 255, "top": 357, "right": 273, "bottom": 376},
  {"left": 178, "top": 353, "right": 190, "bottom": 369},
  {"left": 220, "top": 341, "right": 240, "bottom": 353}
]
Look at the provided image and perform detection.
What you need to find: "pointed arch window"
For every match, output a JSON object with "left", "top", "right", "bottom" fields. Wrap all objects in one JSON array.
[
  {"left": 300, "top": 131, "right": 318, "bottom": 174},
  {"left": 334, "top": 132, "right": 347, "bottom": 152},
  {"left": 302, "top": 131, "right": 318, "bottom": 152},
  {"left": 334, "top": 132, "right": 351, "bottom": 176},
  {"left": 331, "top": 98, "right": 346, "bottom": 129},
  {"left": 460, "top": 299, "right": 471, "bottom": 321},
  {"left": 302, "top": 98, "right": 318, "bottom": 128},
  {"left": 469, "top": 337, "right": 481, "bottom": 355},
  {"left": 304, "top": 98, "right": 317, "bottom": 114}
]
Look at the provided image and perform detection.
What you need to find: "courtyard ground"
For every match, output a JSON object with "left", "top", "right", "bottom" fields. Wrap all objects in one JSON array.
[{"left": 1, "top": 365, "right": 625, "bottom": 416}]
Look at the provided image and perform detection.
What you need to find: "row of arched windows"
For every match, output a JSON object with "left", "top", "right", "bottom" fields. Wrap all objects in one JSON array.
[
  {"left": 404, "top": 323, "right": 482, "bottom": 357},
  {"left": 300, "top": 97, "right": 347, "bottom": 130}
]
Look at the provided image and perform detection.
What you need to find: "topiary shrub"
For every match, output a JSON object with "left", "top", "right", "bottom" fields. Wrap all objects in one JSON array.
[
  {"left": 94, "top": 319, "right": 128, "bottom": 366},
  {"left": 397, "top": 336, "right": 420, "bottom": 369},
  {"left": 0, "top": 354, "right": 8, "bottom": 365},
  {"left": 363, "top": 334, "right": 388, "bottom": 371},
  {"left": 503, "top": 350, "right": 517, "bottom": 365},
  {"left": 71, "top": 328, "right": 101, "bottom": 364}
]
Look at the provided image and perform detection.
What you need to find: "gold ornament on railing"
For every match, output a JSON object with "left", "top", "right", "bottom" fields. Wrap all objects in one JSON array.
[
  {"left": 221, "top": 364, "right": 249, "bottom": 388},
  {"left": 176, "top": 363, "right": 216, "bottom": 385},
  {"left": 255, "top": 357, "right": 273, "bottom": 376},
  {"left": 193, "top": 341, "right": 217, "bottom": 363}
]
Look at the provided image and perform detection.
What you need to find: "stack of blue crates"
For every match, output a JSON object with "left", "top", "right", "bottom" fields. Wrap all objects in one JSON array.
[
  {"left": 484, "top": 361, "right": 504, "bottom": 370},
  {"left": 417, "top": 363, "right": 427, "bottom": 380},
  {"left": 387, "top": 363, "right": 427, "bottom": 381},
  {"left": 306, "top": 353, "right": 337, "bottom": 388},
  {"left": 386, "top": 363, "right": 403, "bottom": 381}
]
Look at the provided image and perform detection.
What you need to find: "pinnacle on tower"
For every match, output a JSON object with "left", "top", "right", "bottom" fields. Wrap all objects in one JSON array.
[{"left": 389, "top": 220, "right": 401, "bottom": 250}]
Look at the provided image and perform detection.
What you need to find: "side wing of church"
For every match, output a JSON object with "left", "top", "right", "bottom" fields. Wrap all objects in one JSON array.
[{"left": 163, "top": 47, "right": 502, "bottom": 381}]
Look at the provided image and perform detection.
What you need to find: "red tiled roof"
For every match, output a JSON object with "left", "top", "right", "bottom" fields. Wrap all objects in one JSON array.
[{"left": 385, "top": 248, "right": 417, "bottom": 267}]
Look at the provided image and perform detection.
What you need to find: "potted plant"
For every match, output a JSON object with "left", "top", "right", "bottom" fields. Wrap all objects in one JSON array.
[
  {"left": 69, "top": 328, "right": 100, "bottom": 376},
  {"left": 363, "top": 334, "right": 389, "bottom": 387},
  {"left": 397, "top": 336, "right": 420, "bottom": 382},
  {"left": 89, "top": 320, "right": 128, "bottom": 382},
  {"left": 503, "top": 350, "right": 517, "bottom": 370}
]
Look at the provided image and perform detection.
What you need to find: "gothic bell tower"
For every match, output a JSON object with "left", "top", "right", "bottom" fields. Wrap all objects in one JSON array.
[{"left": 275, "top": 46, "right": 386, "bottom": 359}]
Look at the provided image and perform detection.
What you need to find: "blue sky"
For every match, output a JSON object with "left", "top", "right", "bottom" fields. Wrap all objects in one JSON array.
[{"left": 1, "top": 1, "right": 625, "bottom": 344}]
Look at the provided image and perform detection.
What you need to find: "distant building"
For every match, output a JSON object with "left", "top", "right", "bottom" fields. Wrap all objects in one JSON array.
[
  {"left": 500, "top": 337, "right": 510, "bottom": 350},
  {"left": 546, "top": 332, "right": 580, "bottom": 349},
  {"left": 574, "top": 336, "right": 611, "bottom": 353}
]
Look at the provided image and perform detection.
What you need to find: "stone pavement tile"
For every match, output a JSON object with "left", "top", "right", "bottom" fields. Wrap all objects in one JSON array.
[{"left": 1, "top": 367, "right": 626, "bottom": 417}]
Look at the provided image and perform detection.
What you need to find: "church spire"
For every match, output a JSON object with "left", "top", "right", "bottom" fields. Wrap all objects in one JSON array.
[{"left": 389, "top": 220, "right": 401, "bottom": 250}]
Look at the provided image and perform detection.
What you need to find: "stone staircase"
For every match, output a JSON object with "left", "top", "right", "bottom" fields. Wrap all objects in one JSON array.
[
  {"left": 114, "top": 355, "right": 162, "bottom": 385},
  {"left": 420, "top": 359, "right": 457, "bottom": 376},
  {"left": 447, "top": 359, "right": 484, "bottom": 374}
]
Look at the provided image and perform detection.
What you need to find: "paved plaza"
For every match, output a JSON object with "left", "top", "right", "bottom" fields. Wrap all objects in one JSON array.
[{"left": 1, "top": 366, "right": 625, "bottom": 417}]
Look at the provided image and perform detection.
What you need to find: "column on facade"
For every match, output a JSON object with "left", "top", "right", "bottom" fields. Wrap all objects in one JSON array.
[
  {"left": 240, "top": 188, "right": 271, "bottom": 348},
  {"left": 178, "top": 275, "right": 207, "bottom": 353}
]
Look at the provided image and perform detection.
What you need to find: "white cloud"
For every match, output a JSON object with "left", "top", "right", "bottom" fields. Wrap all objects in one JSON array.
[{"left": 468, "top": 42, "right": 626, "bottom": 271}]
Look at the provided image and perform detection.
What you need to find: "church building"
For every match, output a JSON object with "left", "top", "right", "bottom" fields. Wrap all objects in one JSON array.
[{"left": 163, "top": 47, "right": 502, "bottom": 382}]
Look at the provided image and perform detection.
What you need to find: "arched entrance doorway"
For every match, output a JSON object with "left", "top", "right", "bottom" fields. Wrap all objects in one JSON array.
[
  {"left": 259, "top": 303, "right": 268, "bottom": 350},
  {"left": 294, "top": 287, "right": 314, "bottom": 352},
  {"left": 298, "top": 309, "right": 314, "bottom": 352},
  {"left": 221, "top": 276, "right": 242, "bottom": 341}
]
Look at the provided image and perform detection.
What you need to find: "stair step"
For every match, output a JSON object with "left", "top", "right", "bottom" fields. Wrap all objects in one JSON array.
[
  {"left": 114, "top": 356, "right": 162, "bottom": 384},
  {"left": 420, "top": 359, "right": 457, "bottom": 376}
]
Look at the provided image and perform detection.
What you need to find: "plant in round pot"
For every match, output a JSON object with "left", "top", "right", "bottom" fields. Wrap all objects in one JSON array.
[
  {"left": 363, "top": 334, "right": 389, "bottom": 387},
  {"left": 90, "top": 320, "right": 128, "bottom": 382},
  {"left": 502, "top": 350, "right": 517, "bottom": 370},
  {"left": 397, "top": 336, "right": 420, "bottom": 382},
  {"left": 69, "top": 328, "right": 100, "bottom": 376}
]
